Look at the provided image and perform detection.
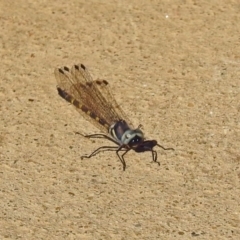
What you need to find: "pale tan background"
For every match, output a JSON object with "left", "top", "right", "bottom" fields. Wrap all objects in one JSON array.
[{"left": 0, "top": 0, "right": 240, "bottom": 239}]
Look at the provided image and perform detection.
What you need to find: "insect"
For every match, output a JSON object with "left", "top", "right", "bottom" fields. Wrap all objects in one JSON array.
[{"left": 55, "top": 63, "right": 174, "bottom": 170}]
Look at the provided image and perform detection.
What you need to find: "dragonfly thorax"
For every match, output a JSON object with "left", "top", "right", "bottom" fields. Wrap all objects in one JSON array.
[{"left": 109, "top": 120, "right": 144, "bottom": 146}]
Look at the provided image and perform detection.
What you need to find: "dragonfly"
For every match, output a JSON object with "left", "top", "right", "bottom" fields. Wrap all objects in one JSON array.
[{"left": 55, "top": 63, "right": 174, "bottom": 170}]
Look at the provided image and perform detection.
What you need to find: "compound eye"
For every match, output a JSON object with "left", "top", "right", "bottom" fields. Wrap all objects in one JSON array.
[{"left": 129, "top": 136, "right": 142, "bottom": 146}]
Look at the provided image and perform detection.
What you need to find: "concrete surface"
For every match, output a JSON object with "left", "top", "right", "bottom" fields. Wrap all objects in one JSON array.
[{"left": 1, "top": 0, "right": 240, "bottom": 239}]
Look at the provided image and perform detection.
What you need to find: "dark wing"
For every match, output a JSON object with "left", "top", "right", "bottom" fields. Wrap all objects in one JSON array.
[{"left": 55, "top": 64, "right": 133, "bottom": 132}]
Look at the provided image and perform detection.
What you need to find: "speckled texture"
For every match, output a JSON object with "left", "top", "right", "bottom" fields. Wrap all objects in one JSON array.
[{"left": 1, "top": 0, "right": 240, "bottom": 239}]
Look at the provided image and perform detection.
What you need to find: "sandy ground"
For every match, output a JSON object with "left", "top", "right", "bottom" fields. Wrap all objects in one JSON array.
[{"left": 1, "top": 0, "right": 240, "bottom": 239}]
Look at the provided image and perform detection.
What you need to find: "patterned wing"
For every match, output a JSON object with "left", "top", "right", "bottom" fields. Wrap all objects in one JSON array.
[{"left": 55, "top": 63, "right": 133, "bottom": 132}]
